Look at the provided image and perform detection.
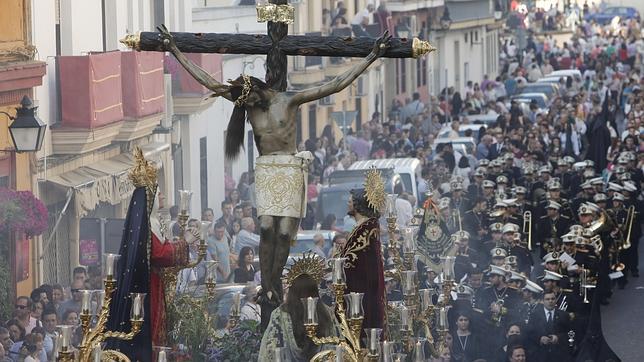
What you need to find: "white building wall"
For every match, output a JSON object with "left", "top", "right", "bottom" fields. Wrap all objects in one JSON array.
[
  {"left": 437, "top": 25, "right": 494, "bottom": 94},
  {"left": 180, "top": 104, "right": 227, "bottom": 217},
  {"left": 59, "top": 0, "right": 103, "bottom": 55},
  {"left": 187, "top": 5, "right": 265, "bottom": 212},
  {"left": 31, "top": 0, "right": 57, "bottom": 160}
]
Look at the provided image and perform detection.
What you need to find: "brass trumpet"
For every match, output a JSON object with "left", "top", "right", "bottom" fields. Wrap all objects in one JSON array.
[{"left": 523, "top": 211, "right": 532, "bottom": 251}]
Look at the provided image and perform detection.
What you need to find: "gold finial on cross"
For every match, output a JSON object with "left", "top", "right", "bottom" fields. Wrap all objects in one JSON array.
[{"left": 256, "top": 3, "right": 295, "bottom": 24}]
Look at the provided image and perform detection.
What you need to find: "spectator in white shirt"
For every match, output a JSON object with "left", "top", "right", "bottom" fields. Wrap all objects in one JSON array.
[
  {"left": 350, "top": 3, "right": 374, "bottom": 37},
  {"left": 235, "top": 217, "right": 260, "bottom": 254},
  {"left": 240, "top": 285, "right": 261, "bottom": 322},
  {"left": 310, "top": 234, "right": 327, "bottom": 260}
]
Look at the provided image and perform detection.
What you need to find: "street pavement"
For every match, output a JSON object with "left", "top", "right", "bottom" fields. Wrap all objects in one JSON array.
[{"left": 602, "top": 237, "right": 644, "bottom": 362}]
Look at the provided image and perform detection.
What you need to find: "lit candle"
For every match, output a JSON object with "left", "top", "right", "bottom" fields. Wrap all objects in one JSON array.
[
  {"left": 80, "top": 290, "right": 92, "bottom": 315},
  {"left": 178, "top": 190, "right": 192, "bottom": 214},
  {"left": 132, "top": 294, "right": 142, "bottom": 320},
  {"left": 438, "top": 307, "right": 448, "bottom": 330},
  {"left": 442, "top": 256, "right": 455, "bottom": 281},
  {"left": 382, "top": 341, "right": 393, "bottom": 362},
  {"left": 400, "top": 306, "right": 410, "bottom": 331},
  {"left": 419, "top": 289, "right": 433, "bottom": 310},
  {"left": 95, "top": 290, "right": 105, "bottom": 314},
  {"left": 103, "top": 253, "right": 119, "bottom": 279},
  {"left": 54, "top": 333, "right": 62, "bottom": 356},
  {"left": 414, "top": 340, "right": 425, "bottom": 362},
  {"left": 369, "top": 328, "right": 379, "bottom": 354},
  {"left": 93, "top": 344, "right": 102, "bottom": 362},
  {"left": 157, "top": 350, "right": 167, "bottom": 362},
  {"left": 402, "top": 271, "right": 416, "bottom": 296},
  {"left": 330, "top": 258, "right": 346, "bottom": 285},
  {"left": 231, "top": 292, "right": 242, "bottom": 316},
  {"left": 402, "top": 227, "right": 419, "bottom": 253},
  {"left": 200, "top": 221, "right": 211, "bottom": 242},
  {"left": 58, "top": 325, "right": 72, "bottom": 349},
  {"left": 306, "top": 297, "right": 318, "bottom": 324},
  {"left": 348, "top": 293, "right": 364, "bottom": 319},
  {"left": 204, "top": 260, "right": 218, "bottom": 282},
  {"left": 387, "top": 194, "right": 398, "bottom": 218}
]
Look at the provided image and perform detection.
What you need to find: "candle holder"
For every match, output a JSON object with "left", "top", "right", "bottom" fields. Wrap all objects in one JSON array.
[
  {"left": 66, "top": 254, "right": 146, "bottom": 362},
  {"left": 177, "top": 190, "right": 192, "bottom": 234},
  {"left": 329, "top": 258, "right": 347, "bottom": 286},
  {"left": 381, "top": 340, "right": 394, "bottom": 362},
  {"left": 102, "top": 253, "right": 121, "bottom": 281},
  {"left": 412, "top": 338, "right": 426, "bottom": 362},
  {"left": 364, "top": 328, "right": 382, "bottom": 359},
  {"left": 56, "top": 325, "right": 74, "bottom": 362},
  {"left": 203, "top": 260, "right": 218, "bottom": 297},
  {"left": 345, "top": 292, "right": 364, "bottom": 342},
  {"left": 385, "top": 193, "right": 399, "bottom": 234},
  {"left": 309, "top": 282, "right": 363, "bottom": 362},
  {"left": 392, "top": 353, "right": 407, "bottom": 362},
  {"left": 153, "top": 346, "right": 172, "bottom": 362}
]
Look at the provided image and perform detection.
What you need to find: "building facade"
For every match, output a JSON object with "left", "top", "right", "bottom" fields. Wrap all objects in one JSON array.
[{"left": 0, "top": 0, "right": 47, "bottom": 297}]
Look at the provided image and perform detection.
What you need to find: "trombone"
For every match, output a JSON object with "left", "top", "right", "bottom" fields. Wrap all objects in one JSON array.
[
  {"left": 580, "top": 267, "right": 594, "bottom": 304},
  {"left": 523, "top": 211, "right": 532, "bottom": 251},
  {"left": 622, "top": 205, "right": 636, "bottom": 251}
]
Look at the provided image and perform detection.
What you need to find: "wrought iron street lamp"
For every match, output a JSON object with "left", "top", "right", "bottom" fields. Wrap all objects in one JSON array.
[
  {"left": 0, "top": 95, "right": 47, "bottom": 152},
  {"left": 440, "top": 7, "right": 452, "bottom": 30}
]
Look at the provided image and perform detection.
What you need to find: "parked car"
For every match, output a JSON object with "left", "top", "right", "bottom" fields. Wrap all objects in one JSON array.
[
  {"left": 349, "top": 158, "right": 422, "bottom": 204},
  {"left": 319, "top": 168, "right": 405, "bottom": 227},
  {"left": 438, "top": 124, "right": 488, "bottom": 141},
  {"left": 536, "top": 76, "right": 564, "bottom": 84},
  {"left": 510, "top": 92, "right": 549, "bottom": 110},
  {"left": 468, "top": 114, "right": 500, "bottom": 126},
  {"left": 187, "top": 283, "right": 246, "bottom": 319},
  {"left": 549, "top": 69, "right": 581, "bottom": 78},
  {"left": 515, "top": 83, "right": 560, "bottom": 99},
  {"left": 432, "top": 137, "right": 476, "bottom": 156},
  {"left": 290, "top": 230, "right": 336, "bottom": 256},
  {"left": 584, "top": 6, "right": 640, "bottom": 25}
]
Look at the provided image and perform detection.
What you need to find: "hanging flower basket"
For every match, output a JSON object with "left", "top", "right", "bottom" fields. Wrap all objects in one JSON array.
[{"left": 0, "top": 188, "right": 48, "bottom": 237}]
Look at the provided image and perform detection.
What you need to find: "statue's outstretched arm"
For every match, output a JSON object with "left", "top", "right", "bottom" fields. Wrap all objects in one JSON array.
[
  {"left": 158, "top": 25, "right": 233, "bottom": 101},
  {"left": 289, "top": 31, "right": 392, "bottom": 107}
]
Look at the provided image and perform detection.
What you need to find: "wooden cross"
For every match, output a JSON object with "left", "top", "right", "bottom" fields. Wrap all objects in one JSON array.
[
  {"left": 121, "top": 0, "right": 435, "bottom": 92},
  {"left": 120, "top": 0, "right": 436, "bottom": 333}
]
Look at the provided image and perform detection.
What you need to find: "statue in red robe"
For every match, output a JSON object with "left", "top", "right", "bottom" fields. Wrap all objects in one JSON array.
[
  {"left": 106, "top": 149, "right": 188, "bottom": 362},
  {"left": 340, "top": 188, "right": 386, "bottom": 331},
  {"left": 149, "top": 192, "right": 189, "bottom": 346}
]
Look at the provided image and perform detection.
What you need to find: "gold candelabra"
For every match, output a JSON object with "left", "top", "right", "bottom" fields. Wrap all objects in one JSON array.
[
  {"left": 162, "top": 191, "right": 210, "bottom": 306},
  {"left": 386, "top": 198, "right": 456, "bottom": 359},
  {"left": 303, "top": 282, "right": 365, "bottom": 362},
  {"left": 56, "top": 254, "right": 145, "bottom": 362}
]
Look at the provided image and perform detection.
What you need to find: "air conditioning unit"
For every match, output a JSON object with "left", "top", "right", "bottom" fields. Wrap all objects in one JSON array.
[{"left": 319, "top": 94, "right": 334, "bottom": 106}]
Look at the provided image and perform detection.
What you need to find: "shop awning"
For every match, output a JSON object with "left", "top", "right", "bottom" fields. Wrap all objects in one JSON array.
[{"left": 47, "top": 155, "right": 135, "bottom": 217}]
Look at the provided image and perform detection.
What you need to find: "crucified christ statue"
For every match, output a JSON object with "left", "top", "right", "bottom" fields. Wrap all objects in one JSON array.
[{"left": 158, "top": 25, "right": 392, "bottom": 318}]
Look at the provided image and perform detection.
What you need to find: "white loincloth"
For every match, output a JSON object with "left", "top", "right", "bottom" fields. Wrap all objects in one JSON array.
[{"left": 254, "top": 151, "right": 313, "bottom": 218}]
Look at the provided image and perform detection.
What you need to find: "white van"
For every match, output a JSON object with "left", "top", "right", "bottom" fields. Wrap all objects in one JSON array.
[
  {"left": 349, "top": 158, "right": 422, "bottom": 204},
  {"left": 548, "top": 69, "right": 582, "bottom": 79}
]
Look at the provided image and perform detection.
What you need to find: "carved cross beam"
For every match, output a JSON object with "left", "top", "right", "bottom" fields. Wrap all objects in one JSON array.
[{"left": 121, "top": 32, "right": 435, "bottom": 59}]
